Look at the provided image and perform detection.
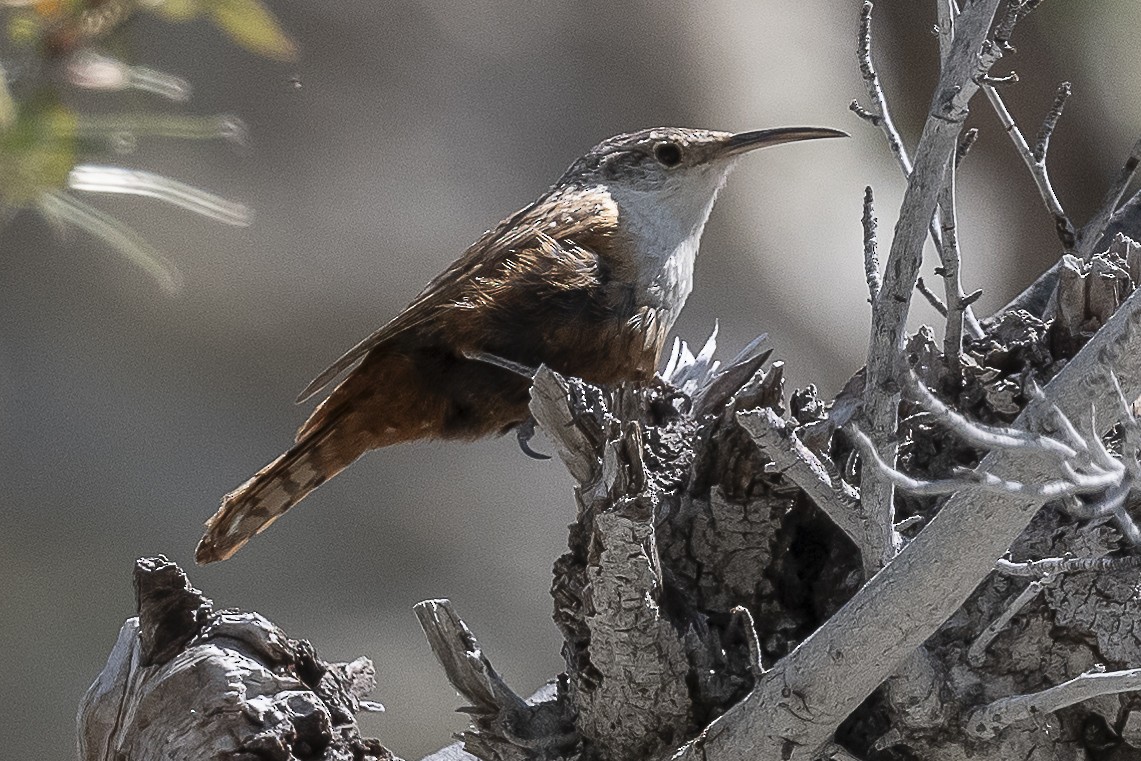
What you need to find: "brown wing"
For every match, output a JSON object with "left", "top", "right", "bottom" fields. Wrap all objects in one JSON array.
[{"left": 296, "top": 185, "right": 626, "bottom": 402}]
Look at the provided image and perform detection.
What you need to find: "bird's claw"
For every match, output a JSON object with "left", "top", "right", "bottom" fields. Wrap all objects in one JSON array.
[
  {"left": 652, "top": 374, "right": 693, "bottom": 413},
  {"left": 516, "top": 417, "right": 551, "bottom": 460}
]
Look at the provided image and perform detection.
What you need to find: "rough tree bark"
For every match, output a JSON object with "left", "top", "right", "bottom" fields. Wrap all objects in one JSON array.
[{"left": 79, "top": 3, "right": 1141, "bottom": 760}]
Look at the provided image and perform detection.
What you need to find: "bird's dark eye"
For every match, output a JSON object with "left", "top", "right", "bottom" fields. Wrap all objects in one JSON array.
[{"left": 653, "top": 141, "right": 682, "bottom": 167}]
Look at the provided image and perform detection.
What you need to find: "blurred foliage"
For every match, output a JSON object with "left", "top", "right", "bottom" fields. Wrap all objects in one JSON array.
[
  {"left": 150, "top": 0, "right": 297, "bottom": 61},
  {"left": 4, "top": 0, "right": 296, "bottom": 60},
  {"left": 0, "top": 0, "right": 294, "bottom": 290},
  {"left": 0, "top": 91, "right": 75, "bottom": 206}
]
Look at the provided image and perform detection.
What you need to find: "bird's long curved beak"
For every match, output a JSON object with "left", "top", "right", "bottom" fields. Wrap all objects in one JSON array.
[{"left": 722, "top": 127, "right": 848, "bottom": 157}]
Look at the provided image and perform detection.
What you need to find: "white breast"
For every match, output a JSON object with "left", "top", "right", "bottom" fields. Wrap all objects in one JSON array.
[{"left": 638, "top": 229, "right": 701, "bottom": 330}]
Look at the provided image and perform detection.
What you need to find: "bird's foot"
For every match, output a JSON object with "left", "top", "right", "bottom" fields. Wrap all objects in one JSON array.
[
  {"left": 651, "top": 374, "right": 693, "bottom": 414},
  {"left": 516, "top": 417, "right": 551, "bottom": 460}
]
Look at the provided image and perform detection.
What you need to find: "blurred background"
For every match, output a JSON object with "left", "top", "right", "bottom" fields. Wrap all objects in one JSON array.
[{"left": 1, "top": 1, "right": 1138, "bottom": 758}]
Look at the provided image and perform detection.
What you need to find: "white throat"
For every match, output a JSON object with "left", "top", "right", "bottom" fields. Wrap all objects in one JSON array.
[{"left": 607, "top": 166, "right": 730, "bottom": 331}]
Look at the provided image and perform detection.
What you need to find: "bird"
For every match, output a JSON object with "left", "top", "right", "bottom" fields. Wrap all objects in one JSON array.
[{"left": 195, "top": 125, "right": 846, "bottom": 564}]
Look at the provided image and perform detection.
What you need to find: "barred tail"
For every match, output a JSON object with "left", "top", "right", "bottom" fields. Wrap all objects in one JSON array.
[{"left": 195, "top": 417, "right": 363, "bottom": 564}]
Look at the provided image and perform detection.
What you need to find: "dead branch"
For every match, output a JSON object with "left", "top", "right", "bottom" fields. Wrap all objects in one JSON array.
[
  {"left": 967, "top": 579, "right": 1050, "bottom": 667},
  {"left": 737, "top": 407, "right": 864, "bottom": 554},
  {"left": 983, "top": 81, "right": 1076, "bottom": 250},
  {"left": 855, "top": 0, "right": 1005, "bottom": 575},
  {"left": 1077, "top": 136, "right": 1141, "bottom": 260},
  {"left": 78, "top": 557, "right": 390, "bottom": 761},
  {"left": 675, "top": 258, "right": 1141, "bottom": 761},
  {"left": 966, "top": 667, "right": 1141, "bottom": 739},
  {"left": 415, "top": 600, "right": 574, "bottom": 760},
  {"left": 862, "top": 186, "right": 881, "bottom": 303},
  {"left": 995, "top": 555, "right": 1141, "bottom": 577}
]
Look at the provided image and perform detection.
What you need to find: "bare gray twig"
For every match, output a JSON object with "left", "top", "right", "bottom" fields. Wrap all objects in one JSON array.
[
  {"left": 916, "top": 277, "right": 948, "bottom": 316},
  {"left": 851, "top": 0, "right": 949, "bottom": 260},
  {"left": 966, "top": 666, "right": 1141, "bottom": 739},
  {"left": 1033, "top": 81, "right": 1070, "bottom": 163},
  {"left": 983, "top": 83, "right": 1077, "bottom": 249},
  {"left": 851, "top": 366, "right": 1138, "bottom": 505},
  {"left": 730, "top": 606, "right": 766, "bottom": 679},
  {"left": 737, "top": 407, "right": 864, "bottom": 553},
  {"left": 848, "top": 426, "right": 1117, "bottom": 499},
  {"left": 853, "top": 1, "right": 912, "bottom": 178},
  {"left": 993, "top": 0, "right": 1045, "bottom": 51},
  {"left": 907, "top": 375, "right": 1079, "bottom": 458},
  {"left": 853, "top": 0, "right": 1005, "bottom": 577},
  {"left": 862, "top": 186, "right": 881, "bottom": 302},
  {"left": 955, "top": 127, "right": 979, "bottom": 168},
  {"left": 933, "top": 4, "right": 984, "bottom": 351},
  {"left": 967, "top": 579, "right": 1049, "bottom": 667},
  {"left": 995, "top": 554, "right": 1141, "bottom": 577},
  {"left": 936, "top": 162, "right": 975, "bottom": 368},
  {"left": 935, "top": 0, "right": 955, "bottom": 63},
  {"left": 1076, "top": 136, "right": 1141, "bottom": 260},
  {"left": 982, "top": 71, "right": 1019, "bottom": 86}
]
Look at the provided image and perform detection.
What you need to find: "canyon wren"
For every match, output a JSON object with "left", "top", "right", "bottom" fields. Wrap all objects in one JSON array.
[{"left": 195, "top": 125, "right": 846, "bottom": 564}]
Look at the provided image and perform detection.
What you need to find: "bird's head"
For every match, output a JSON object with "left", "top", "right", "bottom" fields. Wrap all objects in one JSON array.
[{"left": 558, "top": 126, "right": 847, "bottom": 241}]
